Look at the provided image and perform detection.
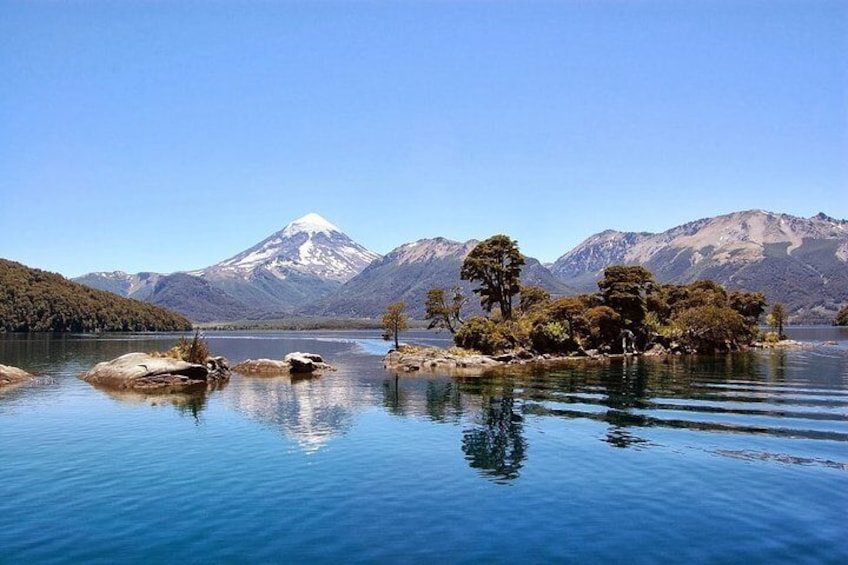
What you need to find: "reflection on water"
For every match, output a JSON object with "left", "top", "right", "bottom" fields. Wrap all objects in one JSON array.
[
  {"left": 1, "top": 330, "right": 847, "bottom": 563},
  {"left": 225, "top": 371, "right": 379, "bottom": 453},
  {"left": 462, "top": 392, "right": 527, "bottom": 483},
  {"left": 379, "top": 349, "right": 848, "bottom": 482}
]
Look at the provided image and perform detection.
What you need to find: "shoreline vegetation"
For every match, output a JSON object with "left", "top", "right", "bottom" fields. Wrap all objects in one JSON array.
[{"left": 380, "top": 235, "right": 826, "bottom": 372}]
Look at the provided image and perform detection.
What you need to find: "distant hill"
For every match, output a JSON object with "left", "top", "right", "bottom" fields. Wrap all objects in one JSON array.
[
  {"left": 145, "top": 273, "right": 255, "bottom": 323},
  {"left": 307, "top": 237, "right": 571, "bottom": 318},
  {"left": 550, "top": 210, "right": 848, "bottom": 323},
  {"left": 0, "top": 259, "right": 192, "bottom": 332},
  {"left": 73, "top": 271, "right": 162, "bottom": 301}
]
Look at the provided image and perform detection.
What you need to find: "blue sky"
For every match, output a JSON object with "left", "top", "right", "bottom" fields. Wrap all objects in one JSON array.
[{"left": 1, "top": 0, "right": 846, "bottom": 277}]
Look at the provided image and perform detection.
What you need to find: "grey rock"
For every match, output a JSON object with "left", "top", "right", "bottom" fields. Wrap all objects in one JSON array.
[
  {"left": 232, "top": 358, "right": 291, "bottom": 375},
  {"left": 80, "top": 352, "right": 230, "bottom": 392},
  {"left": 234, "top": 352, "right": 335, "bottom": 376}
]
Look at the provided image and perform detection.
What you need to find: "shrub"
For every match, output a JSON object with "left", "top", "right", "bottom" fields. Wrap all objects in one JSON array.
[
  {"left": 175, "top": 330, "right": 210, "bottom": 364},
  {"left": 454, "top": 317, "right": 510, "bottom": 355},
  {"left": 529, "top": 321, "right": 573, "bottom": 354},
  {"left": 583, "top": 306, "right": 622, "bottom": 349},
  {"left": 834, "top": 304, "right": 848, "bottom": 326},
  {"left": 673, "top": 305, "right": 749, "bottom": 352},
  {"left": 762, "top": 331, "right": 781, "bottom": 344}
]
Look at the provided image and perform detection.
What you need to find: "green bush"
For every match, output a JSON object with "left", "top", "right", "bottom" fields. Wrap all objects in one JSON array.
[
  {"left": 583, "top": 306, "right": 622, "bottom": 349},
  {"left": 762, "top": 331, "right": 781, "bottom": 344},
  {"left": 454, "top": 317, "right": 510, "bottom": 355},
  {"left": 529, "top": 321, "right": 573, "bottom": 354},
  {"left": 673, "top": 305, "right": 748, "bottom": 352}
]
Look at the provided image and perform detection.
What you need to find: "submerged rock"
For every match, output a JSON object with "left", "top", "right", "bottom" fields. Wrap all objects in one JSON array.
[
  {"left": 80, "top": 352, "right": 230, "bottom": 392},
  {"left": 0, "top": 364, "right": 34, "bottom": 388},
  {"left": 233, "top": 352, "right": 335, "bottom": 376}
]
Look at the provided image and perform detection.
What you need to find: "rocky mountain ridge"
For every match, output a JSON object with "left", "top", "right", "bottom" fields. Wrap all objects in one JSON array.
[
  {"left": 72, "top": 209, "right": 848, "bottom": 323},
  {"left": 307, "top": 237, "right": 571, "bottom": 319},
  {"left": 551, "top": 210, "right": 848, "bottom": 322}
]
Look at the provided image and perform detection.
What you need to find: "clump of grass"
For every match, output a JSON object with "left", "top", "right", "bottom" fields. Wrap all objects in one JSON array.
[
  {"left": 151, "top": 330, "right": 210, "bottom": 364},
  {"left": 397, "top": 344, "right": 426, "bottom": 355},
  {"left": 762, "top": 331, "right": 781, "bottom": 344},
  {"left": 446, "top": 346, "right": 481, "bottom": 357}
]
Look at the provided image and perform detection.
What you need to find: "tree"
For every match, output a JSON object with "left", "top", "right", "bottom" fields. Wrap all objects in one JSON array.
[
  {"left": 729, "top": 291, "right": 767, "bottom": 325},
  {"left": 518, "top": 285, "right": 550, "bottom": 314},
  {"left": 768, "top": 303, "right": 787, "bottom": 339},
  {"left": 583, "top": 306, "right": 622, "bottom": 350},
  {"left": 674, "top": 305, "right": 748, "bottom": 352},
  {"left": 382, "top": 302, "right": 408, "bottom": 351},
  {"left": 597, "top": 266, "right": 655, "bottom": 332},
  {"left": 460, "top": 235, "right": 525, "bottom": 320},
  {"left": 424, "top": 287, "right": 466, "bottom": 334},
  {"left": 836, "top": 304, "right": 848, "bottom": 326}
]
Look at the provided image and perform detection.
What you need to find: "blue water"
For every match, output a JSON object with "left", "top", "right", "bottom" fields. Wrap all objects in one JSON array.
[{"left": 1, "top": 328, "right": 846, "bottom": 563}]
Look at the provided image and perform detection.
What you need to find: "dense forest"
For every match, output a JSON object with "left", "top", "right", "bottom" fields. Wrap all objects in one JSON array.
[
  {"left": 836, "top": 305, "right": 848, "bottom": 326},
  {"left": 0, "top": 259, "right": 192, "bottom": 332}
]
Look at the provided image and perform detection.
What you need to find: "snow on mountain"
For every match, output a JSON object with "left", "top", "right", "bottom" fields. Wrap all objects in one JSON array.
[
  {"left": 281, "top": 212, "right": 341, "bottom": 237},
  {"left": 75, "top": 213, "right": 381, "bottom": 320},
  {"left": 209, "top": 212, "right": 379, "bottom": 283}
]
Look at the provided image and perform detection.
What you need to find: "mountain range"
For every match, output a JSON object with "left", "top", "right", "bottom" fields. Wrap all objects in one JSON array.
[
  {"left": 551, "top": 210, "right": 848, "bottom": 323},
  {"left": 74, "top": 210, "right": 848, "bottom": 323},
  {"left": 76, "top": 214, "right": 380, "bottom": 321},
  {"left": 305, "top": 237, "right": 570, "bottom": 319}
]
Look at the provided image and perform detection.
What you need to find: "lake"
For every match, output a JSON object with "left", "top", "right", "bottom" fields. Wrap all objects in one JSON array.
[{"left": 1, "top": 327, "right": 846, "bottom": 563}]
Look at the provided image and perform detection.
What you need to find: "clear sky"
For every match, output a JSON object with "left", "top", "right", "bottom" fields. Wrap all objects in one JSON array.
[{"left": 1, "top": 0, "right": 846, "bottom": 278}]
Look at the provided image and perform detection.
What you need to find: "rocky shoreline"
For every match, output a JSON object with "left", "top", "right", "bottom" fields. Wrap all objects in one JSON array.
[
  {"left": 382, "top": 346, "right": 638, "bottom": 374},
  {"left": 383, "top": 339, "right": 825, "bottom": 374}
]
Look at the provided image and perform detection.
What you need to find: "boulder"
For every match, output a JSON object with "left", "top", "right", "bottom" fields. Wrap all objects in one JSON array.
[
  {"left": 233, "top": 352, "right": 334, "bottom": 376},
  {"left": 80, "top": 352, "right": 230, "bottom": 392},
  {"left": 205, "top": 356, "right": 231, "bottom": 381},
  {"left": 284, "top": 352, "right": 325, "bottom": 373},
  {"left": 0, "top": 364, "right": 34, "bottom": 388},
  {"left": 232, "top": 358, "right": 291, "bottom": 375}
]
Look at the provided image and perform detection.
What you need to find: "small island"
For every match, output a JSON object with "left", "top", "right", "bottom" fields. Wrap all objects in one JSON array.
[
  {"left": 233, "top": 352, "right": 335, "bottom": 376},
  {"left": 80, "top": 332, "right": 230, "bottom": 393},
  {"left": 383, "top": 235, "right": 790, "bottom": 373}
]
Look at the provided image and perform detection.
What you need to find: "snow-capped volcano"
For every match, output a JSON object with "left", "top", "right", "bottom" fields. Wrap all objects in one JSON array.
[{"left": 208, "top": 213, "right": 380, "bottom": 283}]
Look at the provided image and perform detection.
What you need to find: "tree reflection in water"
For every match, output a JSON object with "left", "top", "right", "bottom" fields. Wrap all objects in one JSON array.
[
  {"left": 382, "top": 374, "right": 464, "bottom": 422},
  {"left": 461, "top": 392, "right": 527, "bottom": 483},
  {"left": 600, "top": 358, "right": 651, "bottom": 448}
]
